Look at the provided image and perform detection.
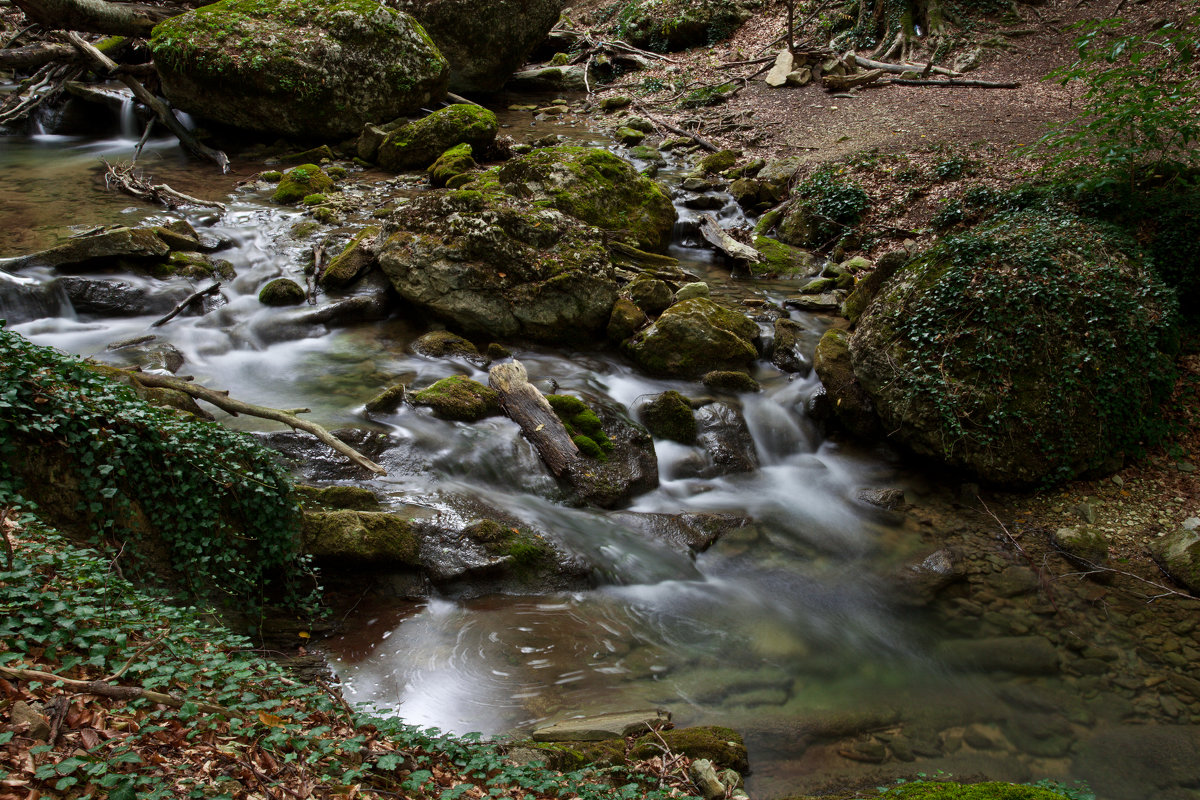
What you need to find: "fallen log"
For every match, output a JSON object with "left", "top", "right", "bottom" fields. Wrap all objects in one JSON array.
[
  {"left": 67, "top": 32, "right": 230, "bottom": 172},
  {"left": 150, "top": 281, "right": 221, "bottom": 327},
  {"left": 128, "top": 370, "right": 388, "bottom": 475},
  {"left": 12, "top": 0, "right": 182, "bottom": 37},
  {"left": 0, "top": 665, "right": 231, "bottom": 716},
  {"left": 853, "top": 54, "right": 961, "bottom": 77},
  {"left": 631, "top": 104, "right": 719, "bottom": 152},
  {"left": 889, "top": 77, "right": 1022, "bottom": 89},
  {"left": 488, "top": 360, "right": 578, "bottom": 478},
  {"left": 822, "top": 68, "right": 885, "bottom": 92},
  {"left": 0, "top": 41, "right": 76, "bottom": 69},
  {"left": 699, "top": 213, "right": 763, "bottom": 264}
]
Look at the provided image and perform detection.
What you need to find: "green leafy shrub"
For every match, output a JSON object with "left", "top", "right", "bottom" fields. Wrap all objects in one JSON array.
[{"left": 0, "top": 325, "right": 307, "bottom": 606}]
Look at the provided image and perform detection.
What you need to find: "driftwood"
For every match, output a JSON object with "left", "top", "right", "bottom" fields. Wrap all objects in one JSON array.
[
  {"left": 0, "top": 62, "right": 82, "bottom": 125},
  {"left": 0, "top": 41, "right": 76, "bottom": 69},
  {"left": 853, "top": 54, "right": 961, "bottom": 77},
  {"left": 150, "top": 281, "right": 221, "bottom": 327},
  {"left": 890, "top": 77, "right": 1022, "bottom": 89},
  {"left": 102, "top": 159, "right": 228, "bottom": 211},
  {"left": 488, "top": 360, "right": 578, "bottom": 478},
  {"left": 699, "top": 213, "right": 763, "bottom": 264},
  {"left": 12, "top": 0, "right": 182, "bottom": 37},
  {"left": 128, "top": 371, "right": 388, "bottom": 476},
  {"left": 66, "top": 32, "right": 230, "bottom": 172},
  {"left": 822, "top": 68, "right": 885, "bottom": 91},
  {"left": 0, "top": 665, "right": 231, "bottom": 716}
]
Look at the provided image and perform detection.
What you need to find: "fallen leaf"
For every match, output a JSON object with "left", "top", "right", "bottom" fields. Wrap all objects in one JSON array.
[{"left": 257, "top": 711, "right": 286, "bottom": 728}]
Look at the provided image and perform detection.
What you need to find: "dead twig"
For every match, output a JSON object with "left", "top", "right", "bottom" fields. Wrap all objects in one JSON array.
[
  {"left": 0, "top": 664, "right": 231, "bottom": 715},
  {"left": 150, "top": 281, "right": 222, "bottom": 327},
  {"left": 102, "top": 159, "right": 228, "bottom": 211},
  {"left": 103, "top": 627, "right": 171, "bottom": 681}
]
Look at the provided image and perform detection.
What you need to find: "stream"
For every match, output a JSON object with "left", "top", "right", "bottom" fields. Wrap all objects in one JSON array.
[{"left": 3, "top": 98, "right": 1198, "bottom": 800}]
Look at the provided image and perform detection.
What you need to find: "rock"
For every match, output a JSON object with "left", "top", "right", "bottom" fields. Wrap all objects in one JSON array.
[
  {"left": 615, "top": 126, "right": 646, "bottom": 146},
  {"left": 56, "top": 276, "right": 149, "bottom": 316},
  {"left": 765, "top": 49, "right": 794, "bottom": 87},
  {"left": 1072, "top": 725, "right": 1200, "bottom": 797},
  {"left": 609, "top": 511, "right": 747, "bottom": 553},
  {"left": 850, "top": 212, "right": 1177, "bottom": 486},
  {"left": 364, "top": 382, "right": 407, "bottom": 414},
  {"left": 630, "top": 726, "right": 749, "bottom": 773},
  {"left": 11, "top": 701, "right": 51, "bottom": 741},
  {"left": 292, "top": 292, "right": 390, "bottom": 329},
  {"left": 356, "top": 124, "right": 389, "bottom": 162},
  {"left": 785, "top": 68, "right": 812, "bottom": 86},
  {"left": 391, "top": 0, "right": 562, "bottom": 93},
  {"left": 258, "top": 278, "right": 306, "bottom": 306},
  {"left": 532, "top": 709, "right": 671, "bottom": 742},
  {"left": 638, "top": 390, "right": 697, "bottom": 443},
  {"left": 751, "top": 236, "right": 815, "bottom": 277},
  {"left": 812, "top": 327, "right": 878, "bottom": 438},
  {"left": 105, "top": 338, "right": 186, "bottom": 374},
  {"left": 150, "top": 0, "right": 448, "bottom": 138},
  {"left": 953, "top": 46, "right": 983, "bottom": 73},
  {"left": 935, "top": 636, "right": 1061, "bottom": 675},
  {"left": 618, "top": 0, "right": 751, "bottom": 51},
  {"left": 377, "top": 189, "right": 618, "bottom": 343},
  {"left": 490, "top": 146, "right": 676, "bottom": 252},
  {"left": 681, "top": 402, "right": 758, "bottom": 477},
  {"left": 771, "top": 318, "right": 810, "bottom": 374},
  {"left": 506, "top": 64, "right": 588, "bottom": 92},
  {"left": 4, "top": 226, "right": 170, "bottom": 271},
  {"left": 427, "top": 143, "right": 478, "bottom": 188},
  {"left": 411, "top": 330, "right": 482, "bottom": 362},
  {"left": 697, "top": 149, "right": 739, "bottom": 174},
  {"left": 320, "top": 226, "right": 379, "bottom": 290},
  {"left": 377, "top": 105, "right": 498, "bottom": 171},
  {"left": 1051, "top": 525, "right": 1111, "bottom": 580},
  {"left": 675, "top": 282, "right": 710, "bottom": 301},
  {"left": 625, "top": 298, "right": 758, "bottom": 378},
  {"left": 702, "top": 371, "right": 759, "bottom": 393},
  {"left": 628, "top": 278, "right": 674, "bottom": 316},
  {"left": 409, "top": 375, "right": 501, "bottom": 421},
  {"left": 890, "top": 548, "right": 965, "bottom": 606},
  {"left": 272, "top": 164, "right": 334, "bottom": 205},
  {"left": 297, "top": 484, "right": 381, "bottom": 511},
  {"left": 301, "top": 510, "right": 419, "bottom": 565},
  {"left": 784, "top": 292, "right": 843, "bottom": 312},
  {"left": 565, "top": 398, "right": 660, "bottom": 508},
  {"left": 688, "top": 759, "right": 726, "bottom": 800},
  {"left": 607, "top": 297, "right": 647, "bottom": 343},
  {"left": 1150, "top": 527, "right": 1200, "bottom": 595}
]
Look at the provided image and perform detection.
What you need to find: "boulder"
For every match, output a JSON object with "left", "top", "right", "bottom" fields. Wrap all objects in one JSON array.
[
  {"left": 301, "top": 510, "right": 419, "bottom": 565},
  {"left": 56, "top": 277, "right": 149, "bottom": 316},
  {"left": 812, "top": 327, "right": 878, "bottom": 438},
  {"left": 842, "top": 248, "right": 909, "bottom": 325},
  {"left": 628, "top": 277, "right": 674, "bottom": 315},
  {"left": 624, "top": 298, "right": 758, "bottom": 377},
  {"left": 150, "top": 0, "right": 448, "bottom": 138},
  {"left": 684, "top": 401, "right": 759, "bottom": 477},
  {"left": 606, "top": 297, "right": 647, "bottom": 343},
  {"left": 411, "top": 330, "right": 482, "bottom": 362},
  {"left": 3, "top": 227, "right": 169, "bottom": 271},
  {"left": 427, "top": 143, "right": 477, "bottom": 188},
  {"left": 258, "top": 277, "right": 306, "bottom": 306},
  {"left": 489, "top": 146, "right": 676, "bottom": 252},
  {"left": 409, "top": 375, "right": 501, "bottom": 421},
  {"left": 377, "top": 189, "right": 618, "bottom": 343},
  {"left": 702, "top": 370, "right": 759, "bottom": 393},
  {"left": 506, "top": 64, "right": 588, "bottom": 92},
  {"left": 562, "top": 398, "right": 659, "bottom": 508},
  {"left": 390, "top": 0, "right": 563, "bottom": 93},
  {"left": 272, "top": 164, "right": 334, "bottom": 205},
  {"left": 850, "top": 211, "right": 1177, "bottom": 486},
  {"left": 771, "top": 318, "right": 810, "bottom": 374},
  {"left": 607, "top": 511, "right": 748, "bottom": 552},
  {"left": 750, "top": 236, "right": 814, "bottom": 278},
  {"left": 377, "top": 104, "right": 498, "bottom": 172},
  {"left": 638, "top": 390, "right": 696, "bottom": 443},
  {"left": 320, "top": 226, "right": 379, "bottom": 290},
  {"left": 617, "top": 0, "right": 751, "bottom": 51},
  {"left": 1051, "top": 525, "right": 1112, "bottom": 581},
  {"left": 1150, "top": 527, "right": 1200, "bottom": 595}
]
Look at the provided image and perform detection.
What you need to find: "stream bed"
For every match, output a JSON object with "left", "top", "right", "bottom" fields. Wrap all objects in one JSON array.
[{"left": 3, "top": 104, "right": 1199, "bottom": 800}]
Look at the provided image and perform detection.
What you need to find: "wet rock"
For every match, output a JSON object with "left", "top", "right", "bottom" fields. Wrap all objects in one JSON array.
[
  {"left": 258, "top": 277, "right": 306, "bottom": 306},
  {"left": 364, "top": 383, "right": 407, "bottom": 414},
  {"left": 813, "top": 327, "right": 879, "bottom": 439},
  {"left": 675, "top": 282, "right": 710, "bottom": 301},
  {"left": 625, "top": 298, "right": 758, "bottom": 378},
  {"left": 638, "top": 390, "right": 697, "bottom": 444},
  {"left": 151, "top": 0, "right": 447, "bottom": 139},
  {"left": 784, "top": 292, "right": 844, "bottom": 312},
  {"left": 676, "top": 402, "right": 758, "bottom": 478},
  {"left": 688, "top": 759, "right": 725, "bottom": 800},
  {"left": 377, "top": 105, "right": 498, "bottom": 172},
  {"left": 409, "top": 375, "right": 501, "bottom": 422},
  {"left": 301, "top": 510, "right": 419, "bottom": 565},
  {"left": 751, "top": 236, "right": 816, "bottom": 278},
  {"left": 1052, "top": 525, "right": 1112, "bottom": 581},
  {"left": 320, "top": 226, "right": 379, "bottom": 290},
  {"left": 856, "top": 487, "right": 906, "bottom": 511},
  {"left": 297, "top": 484, "right": 381, "bottom": 511},
  {"left": 770, "top": 318, "right": 811, "bottom": 374},
  {"left": 890, "top": 548, "right": 965, "bottom": 606},
  {"left": 628, "top": 277, "right": 674, "bottom": 316},
  {"left": 271, "top": 164, "right": 334, "bottom": 205},
  {"left": 563, "top": 399, "right": 659, "bottom": 508},
  {"left": 988, "top": 565, "right": 1041, "bottom": 597},
  {"left": 607, "top": 297, "right": 647, "bottom": 343},
  {"left": 508, "top": 64, "right": 588, "bottom": 92},
  {"left": 428, "top": 143, "right": 478, "bottom": 188},
  {"left": 56, "top": 276, "right": 149, "bottom": 316},
  {"left": 293, "top": 292, "right": 390, "bottom": 329},
  {"left": 1003, "top": 714, "right": 1074, "bottom": 758},
  {"left": 532, "top": 709, "right": 671, "bottom": 742},
  {"left": 1149, "top": 527, "right": 1200, "bottom": 595},
  {"left": 4, "top": 226, "right": 169, "bottom": 271},
  {"left": 608, "top": 511, "right": 749, "bottom": 553},
  {"left": 702, "top": 371, "right": 759, "bottom": 393},
  {"left": 378, "top": 189, "right": 618, "bottom": 343},
  {"left": 256, "top": 428, "right": 394, "bottom": 481},
  {"left": 935, "top": 636, "right": 1061, "bottom": 675},
  {"left": 491, "top": 146, "right": 676, "bottom": 252},
  {"left": 105, "top": 340, "right": 186, "bottom": 374},
  {"left": 411, "top": 330, "right": 483, "bottom": 363}
]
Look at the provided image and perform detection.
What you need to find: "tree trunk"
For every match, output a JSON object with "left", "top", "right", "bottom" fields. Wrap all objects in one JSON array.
[
  {"left": 12, "top": 0, "right": 181, "bottom": 36},
  {"left": 488, "top": 360, "right": 579, "bottom": 478}
]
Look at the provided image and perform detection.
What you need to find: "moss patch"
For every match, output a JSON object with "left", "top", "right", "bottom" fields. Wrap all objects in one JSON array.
[
  {"left": 547, "top": 394, "right": 613, "bottom": 461},
  {"left": 639, "top": 390, "right": 697, "bottom": 443},
  {"left": 378, "top": 105, "right": 498, "bottom": 172},
  {"left": 410, "top": 375, "right": 501, "bottom": 422},
  {"left": 273, "top": 164, "right": 333, "bottom": 205}
]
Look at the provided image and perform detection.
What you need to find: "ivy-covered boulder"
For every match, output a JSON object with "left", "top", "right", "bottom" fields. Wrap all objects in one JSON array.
[
  {"left": 150, "top": 0, "right": 448, "bottom": 139},
  {"left": 616, "top": 0, "right": 752, "bottom": 52},
  {"left": 850, "top": 210, "right": 1178, "bottom": 486},
  {"left": 483, "top": 146, "right": 676, "bottom": 252},
  {"left": 376, "top": 104, "right": 497, "bottom": 172},
  {"left": 389, "top": 0, "right": 562, "bottom": 92},
  {"left": 624, "top": 298, "right": 759, "bottom": 378},
  {"left": 376, "top": 189, "right": 619, "bottom": 343}
]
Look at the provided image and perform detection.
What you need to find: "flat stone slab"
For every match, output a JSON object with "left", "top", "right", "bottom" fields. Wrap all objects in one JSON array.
[
  {"left": 531, "top": 709, "right": 670, "bottom": 742},
  {"left": 784, "top": 292, "right": 844, "bottom": 312}
]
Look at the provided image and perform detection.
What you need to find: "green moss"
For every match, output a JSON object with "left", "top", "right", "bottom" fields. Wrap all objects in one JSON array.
[
  {"left": 697, "top": 149, "right": 738, "bottom": 174},
  {"left": 629, "top": 726, "right": 747, "bottom": 772},
  {"left": 874, "top": 781, "right": 1080, "bottom": 799},
  {"left": 752, "top": 236, "right": 815, "bottom": 278},
  {"left": 378, "top": 105, "right": 497, "bottom": 171},
  {"left": 639, "top": 390, "right": 696, "bottom": 443},
  {"left": 428, "top": 143, "right": 477, "bottom": 188},
  {"left": 258, "top": 277, "right": 306, "bottom": 306},
  {"left": 320, "top": 226, "right": 379, "bottom": 290},
  {"left": 300, "top": 510, "right": 418, "bottom": 564},
  {"left": 272, "top": 164, "right": 333, "bottom": 204},
  {"left": 291, "top": 221, "right": 321, "bottom": 238},
  {"left": 702, "top": 370, "right": 760, "bottom": 393},
  {"left": 260, "top": 170, "right": 283, "bottom": 182},
  {"left": 302, "top": 193, "right": 328, "bottom": 205},
  {"left": 295, "top": 484, "right": 381, "bottom": 511},
  {"left": 546, "top": 394, "right": 614, "bottom": 460},
  {"left": 410, "top": 375, "right": 501, "bottom": 422}
]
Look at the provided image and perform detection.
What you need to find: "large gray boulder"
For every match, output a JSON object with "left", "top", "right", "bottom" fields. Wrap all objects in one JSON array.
[
  {"left": 150, "top": 0, "right": 448, "bottom": 138},
  {"left": 390, "top": 0, "right": 565, "bottom": 93},
  {"left": 376, "top": 189, "right": 618, "bottom": 343}
]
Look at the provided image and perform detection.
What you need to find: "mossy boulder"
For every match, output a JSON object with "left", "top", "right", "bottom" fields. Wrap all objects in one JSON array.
[
  {"left": 150, "top": 0, "right": 448, "bottom": 138},
  {"left": 411, "top": 330, "right": 481, "bottom": 361},
  {"left": 273, "top": 164, "right": 334, "bottom": 205},
  {"left": 376, "top": 189, "right": 619, "bottom": 343},
  {"left": 377, "top": 104, "right": 498, "bottom": 171},
  {"left": 320, "top": 226, "right": 379, "bottom": 290},
  {"left": 702, "top": 370, "right": 759, "bottom": 393},
  {"left": 628, "top": 277, "right": 674, "bottom": 315},
  {"left": 842, "top": 248, "right": 909, "bottom": 326},
  {"left": 625, "top": 298, "right": 759, "bottom": 378},
  {"left": 607, "top": 297, "right": 647, "bottom": 343},
  {"left": 258, "top": 277, "right": 307, "bottom": 306},
  {"left": 771, "top": 318, "right": 810, "bottom": 374},
  {"left": 1051, "top": 525, "right": 1111, "bottom": 579},
  {"left": 389, "top": 0, "right": 562, "bottom": 93},
  {"left": 409, "top": 375, "right": 501, "bottom": 421},
  {"left": 300, "top": 510, "right": 419, "bottom": 564},
  {"left": 752, "top": 236, "right": 815, "bottom": 278},
  {"left": 697, "top": 149, "right": 738, "bottom": 174},
  {"left": 813, "top": 327, "right": 879, "bottom": 439},
  {"left": 490, "top": 146, "right": 676, "bottom": 252},
  {"left": 3, "top": 226, "right": 170, "bottom": 271},
  {"left": 1150, "top": 527, "right": 1200, "bottom": 595},
  {"left": 617, "top": 0, "right": 751, "bottom": 51},
  {"left": 296, "top": 484, "right": 381, "bottom": 511},
  {"left": 154, "top": 252, "right": 234, "bottom": 281},
  {"left": 850, "top": 210, "right": 1178, "bottom": 486},
  {"left": 427, "top": 143, "right": 477, "bottom": 188},
  {"left": 639, "top": 390, "right": 696, "bottom": 443},
  {"left": 630, "top": 726, "right": 748, "bottom": 773}
]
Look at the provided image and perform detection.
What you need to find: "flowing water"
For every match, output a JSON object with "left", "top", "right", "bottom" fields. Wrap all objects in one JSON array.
[{"left": 3, "top": 104, "right": 1198, "bottom": 800}]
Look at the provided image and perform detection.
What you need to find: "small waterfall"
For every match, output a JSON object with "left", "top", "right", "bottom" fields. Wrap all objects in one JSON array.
[
  {"left": 0, "top": 270, "right": 73, "bottom": 325},
  {"left": 119, "top": 96, "right": 138, "bottom": 140}
]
